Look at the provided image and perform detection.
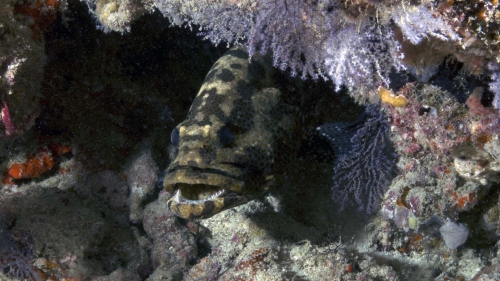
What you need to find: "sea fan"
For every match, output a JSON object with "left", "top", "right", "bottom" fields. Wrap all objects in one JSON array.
[{"left": 317, "top": 104, "right": 398, "bottom": 214}]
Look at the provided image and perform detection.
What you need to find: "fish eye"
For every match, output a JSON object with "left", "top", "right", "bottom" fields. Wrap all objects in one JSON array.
[
  {"left": 218, "top": 126, "right": 233, "bottom": 146},
  {"left": 171, "top": 128, "right": 180, "bottom": 146}
]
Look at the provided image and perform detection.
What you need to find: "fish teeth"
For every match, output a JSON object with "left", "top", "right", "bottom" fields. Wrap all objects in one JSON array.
[
  {"left": 176, "top": 188, "right": 227, "bottom": 205},
  {"left": 208, "top": 189, "right": 225, "bottom": 200},
  {"left": 174, "top": 189, "right": 181, "bottom": 203}
]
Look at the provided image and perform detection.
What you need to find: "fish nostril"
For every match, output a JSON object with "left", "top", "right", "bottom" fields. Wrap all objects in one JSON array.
[{"left": 201, "top": 144, "right": 210, "bottom": 154}]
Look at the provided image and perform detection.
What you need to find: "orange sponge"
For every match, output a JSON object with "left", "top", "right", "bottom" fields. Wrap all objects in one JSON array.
[
  {"left": 2, "top": 144, "right": 72, "bottom": 184},
  {"left": 379, "top": 86, "right": 409, "bottom": 107},
  {"left": 8, "top": 150, "right": 55, "bottom": 179}
]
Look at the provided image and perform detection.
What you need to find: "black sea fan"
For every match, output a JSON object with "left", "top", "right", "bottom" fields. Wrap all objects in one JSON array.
[{"left": 317, "top": 104, "right": 398, "bottom": 214}]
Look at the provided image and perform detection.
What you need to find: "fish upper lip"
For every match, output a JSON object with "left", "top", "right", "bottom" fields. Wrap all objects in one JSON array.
[
  {"left": 164, "top": 164, "right": 246, "bottom": 191},
  {"left": 167, "top": 164, "right": 244, "bottom": 181}
]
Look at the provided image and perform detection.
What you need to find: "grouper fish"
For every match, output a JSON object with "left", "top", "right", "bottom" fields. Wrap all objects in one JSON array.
[{"left": 163, "top": 47, "right": 343, "bottom": 219}]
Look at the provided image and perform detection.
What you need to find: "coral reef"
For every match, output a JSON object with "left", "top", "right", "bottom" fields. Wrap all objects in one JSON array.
[{"left": 1, "top": 0, "right": 500, "bottom": 280}]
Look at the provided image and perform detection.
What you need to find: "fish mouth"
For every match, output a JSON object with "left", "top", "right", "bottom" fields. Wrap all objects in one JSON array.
[
  {"left": 164, "top": 168, "right": 248, "bottom": 219},
  {"left": 167, "top": 184, "right": 248, "bottom": 219},
  {"left": 172, "top": 183, "right": 229, "bottom": 204}
]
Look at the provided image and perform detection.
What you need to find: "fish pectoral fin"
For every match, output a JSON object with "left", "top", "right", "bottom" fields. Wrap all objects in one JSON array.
[{"left": 297, "top": 129, "right": 338, "bottom": 163}]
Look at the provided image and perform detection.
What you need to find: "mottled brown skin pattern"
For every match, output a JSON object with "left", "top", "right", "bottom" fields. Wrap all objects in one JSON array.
[{"left": 164, "top": 48, "right": 329, "bottom": 219}]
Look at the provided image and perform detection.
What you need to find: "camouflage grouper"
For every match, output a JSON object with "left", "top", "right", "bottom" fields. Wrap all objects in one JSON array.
[{"left": 163, "top": 47, "right": 351, "bottom": 219}]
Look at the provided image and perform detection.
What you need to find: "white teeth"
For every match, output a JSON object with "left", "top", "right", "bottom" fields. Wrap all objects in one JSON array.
[
  {"left": 174, "top": 187, "right": 227, "bottom": 205},
  {"left": 209, "top": 189, "right": 225, "bottom": 200},
  {"left": 174, "top": 189, "right": 182, "bottom": 203}
]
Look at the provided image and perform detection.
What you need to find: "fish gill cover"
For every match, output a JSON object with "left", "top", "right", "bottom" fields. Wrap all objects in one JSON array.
[{"left": 318, "top": 104, "right": 398, "bottom": 214}]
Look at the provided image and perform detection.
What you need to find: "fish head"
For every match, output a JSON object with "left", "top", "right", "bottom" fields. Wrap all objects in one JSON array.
[{"left": 164, "top": 87, "right": 295, "bottom": 219}]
